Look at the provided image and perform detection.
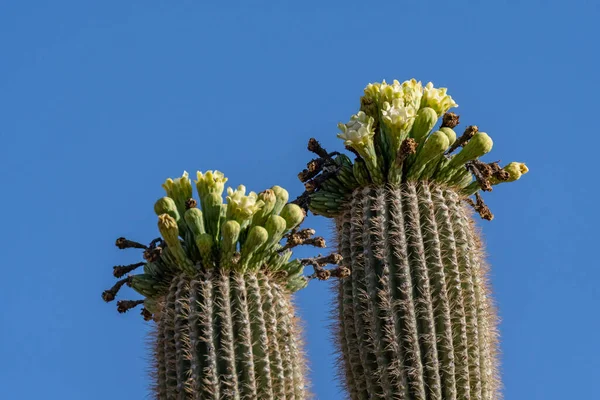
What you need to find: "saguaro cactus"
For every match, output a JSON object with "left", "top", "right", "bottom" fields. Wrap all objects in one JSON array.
[
  {"left": 295, "top": 79, "right": 528, "bottom": 400},
  {"left": 103, "top": 170, "right": 342, "bottom": 400}
]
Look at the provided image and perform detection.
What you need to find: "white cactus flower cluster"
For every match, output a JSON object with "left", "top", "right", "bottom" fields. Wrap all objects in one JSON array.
[{"left": 226, "top": 185, "right": 265, "bottom": 222}]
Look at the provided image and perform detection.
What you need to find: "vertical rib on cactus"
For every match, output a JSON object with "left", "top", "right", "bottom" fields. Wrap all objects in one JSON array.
[
  {"left": 334, "top": 183, "right": 498, "bottom": 399},
  {"left": 103, "top": 170, "right": 342, "bottom": 399},
  {"left": 297, "top": 78, "right": 527, "bottom": 399}
]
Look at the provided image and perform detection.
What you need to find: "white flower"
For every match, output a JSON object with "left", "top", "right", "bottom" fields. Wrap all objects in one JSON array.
[
  {"left": 401, "top": 79, "right": 424, "bottom": 111},
  {"left": 381, "top": 98, "right": 416, "bottom": 129},
  {"left": 226, "top": 185, "right": 264, "bottom": 221},
  {"left": 337, "top": 111, "right": 375, "bottom": 148},
  {"left": 421, "top": 82, "right": 458, "bottom": 116},
  {"left": 195, "top": 170, "right": 227, "bottom": 197}
]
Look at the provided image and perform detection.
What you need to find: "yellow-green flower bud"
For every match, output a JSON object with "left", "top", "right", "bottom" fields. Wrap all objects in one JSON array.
[
  {"left": 408, "top": 131, "right": 450, "bottom": 179},
  {"left": 490, "top": 162, "right": 529, "bottom": 184},
  {"left": 195, "top": 233, "right": 214, "bottom": 269},
  {"left": 202, "top": 192, "right": 223, "bottom": 238},
  {"left": 448, "top": 132, "right": 494, "bottom": 168},
  {"left": 221, "top": 220, "right": 240, "bottom": 250},
  {"left": 420, "top": 82, "right": 458, "bottom": 117},
  {"left": 409, "top": 107, "right": 438, "bottom": 144},
  {"left": 271, "top": 185, "right": 289, "bottom": 216},
  {"left": 158, "top": 214, "right": 194, "bottom": 273},
  {"left": 279, "top": 203, "right": 305, "bottom": 232},
  {"left": 264, "top": 215, "right": 287, "bottom": 249},
  {"left": 162, "top": 171, "right": 193, "bottom": 217},
  {"left": 195, "top": 170, "right": 227, "bottom": 199},
  {"left": 184, "top": 208, "right": 205, "bottom": 237},
  {"left": 154, "top": 197, "right": 180, "bottom": 222},
  {"left": 239, "top": 225, "right": 268, "bottom": 271},
  {"left": 251, "top": 189, "right": 277, "bottom": 227},
  {"left": 439, "top": 127, "right": 457, "bottom": 146},
  {"left": 157, "top": 213, "right": 180, "bottom": 247}
]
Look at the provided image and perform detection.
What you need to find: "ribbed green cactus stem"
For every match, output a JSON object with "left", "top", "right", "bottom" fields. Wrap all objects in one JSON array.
[
  {"left": 333, "top": 182, "right": 499, "bottom": 400},
  {"left": 151, "top": 269, "right": 307, "bottom": 400}
]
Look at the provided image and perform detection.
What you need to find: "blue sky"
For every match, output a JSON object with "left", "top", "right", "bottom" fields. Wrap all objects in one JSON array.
[{"left": 1, "top": 1, "right": 598, "bottom": 399}]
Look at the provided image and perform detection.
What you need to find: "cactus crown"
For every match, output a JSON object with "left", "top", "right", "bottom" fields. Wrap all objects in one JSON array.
[
  {"left": 299, "top": 79, "right": 528, "bottom": 219},
  {"left": 103, "top": 170, "right": 338, "bottom": 319}
]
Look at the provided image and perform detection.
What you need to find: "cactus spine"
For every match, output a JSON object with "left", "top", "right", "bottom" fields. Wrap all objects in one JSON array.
[
  {"left": 104, "top": 170, "right": 336, "bottom": 399},
  {"left": 298, "top": 79, "right": 528, "bottom": 399}
]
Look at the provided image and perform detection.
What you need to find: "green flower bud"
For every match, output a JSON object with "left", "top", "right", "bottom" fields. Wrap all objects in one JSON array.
[
  {"left": 203, "top": 192, "right": 223, "bottom": 239},
  {"left": 420, "top": 82, "right": 458, "bottom": 117},
  {"left": 220, "top": 220, "right": 241, "bottom": 271},
  {"left": 195, "top": 233, "right": 214, "bottom": 269},
  {"left": 279, "top": 203, "right": 305, "bottom": 232},
  {"left": 271, "top": 186, "right": 289, "bottom": 215},
  {"left": 448, "top": 132, "right": 494, "bottom": 169},
  {"left": 251, "top": 189, "right": 277, "bottom": 227},
  {"left": 157, "top": 213, "right": 180, "bottom": 247},
  {"left": 409, "top": 107, "right": 438, "bottom": 144},
  {"left": 494, "top": 162, "right": 529, "bottom": 183},
  {"left": 144, "top": 298, "right": 159, "bottom": 314},
  {"left": 264, "top": 215, "right": 287, "bottom": 249},
  {"left": 154, "top": 197, "right": 180, "bottom": 222},
  {"left": 239, "top": 226, "right": 269, "bottom": 271},
  {"left": 439, "top": 127, "right": 457, "bottom": 146},
  {"left": 162, "top": 171, "right": 193, "bottom": 217},
  {"left": 221, "top": 220, "right": 241, "bottom": 253},
  {"left": 184, "top": 208, "right": 205, "bottom": 237},
  {"left": 130, "top": 274, "right": 158, "bottom": 297},
  {"left": 407, "top": 131, "right": 450, "bottom": 179},
  {"left": 195, "top": 170, "right": 227, "bottom": 199},
  {"left": 158, "top": 213, "right": 194, "bottom": 273}
]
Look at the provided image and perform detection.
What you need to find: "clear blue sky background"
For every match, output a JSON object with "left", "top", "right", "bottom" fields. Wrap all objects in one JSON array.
[{"left": 1, "top": 1, "right": 598, "bottom": 399}]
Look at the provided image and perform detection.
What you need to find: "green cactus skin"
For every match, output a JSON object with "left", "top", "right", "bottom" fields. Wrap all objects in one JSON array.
[
  {"left": 334, "top": 182, "right": 499, "bottom": 400},
  {"left": 104, "top": 171, "right": 334, "bottom": 400},
  {"left": 300, "top": 79, "right": 528, "bottom": 400},
  {"left": 152, "top": 269, "right": 306, "bottom": 400}
]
